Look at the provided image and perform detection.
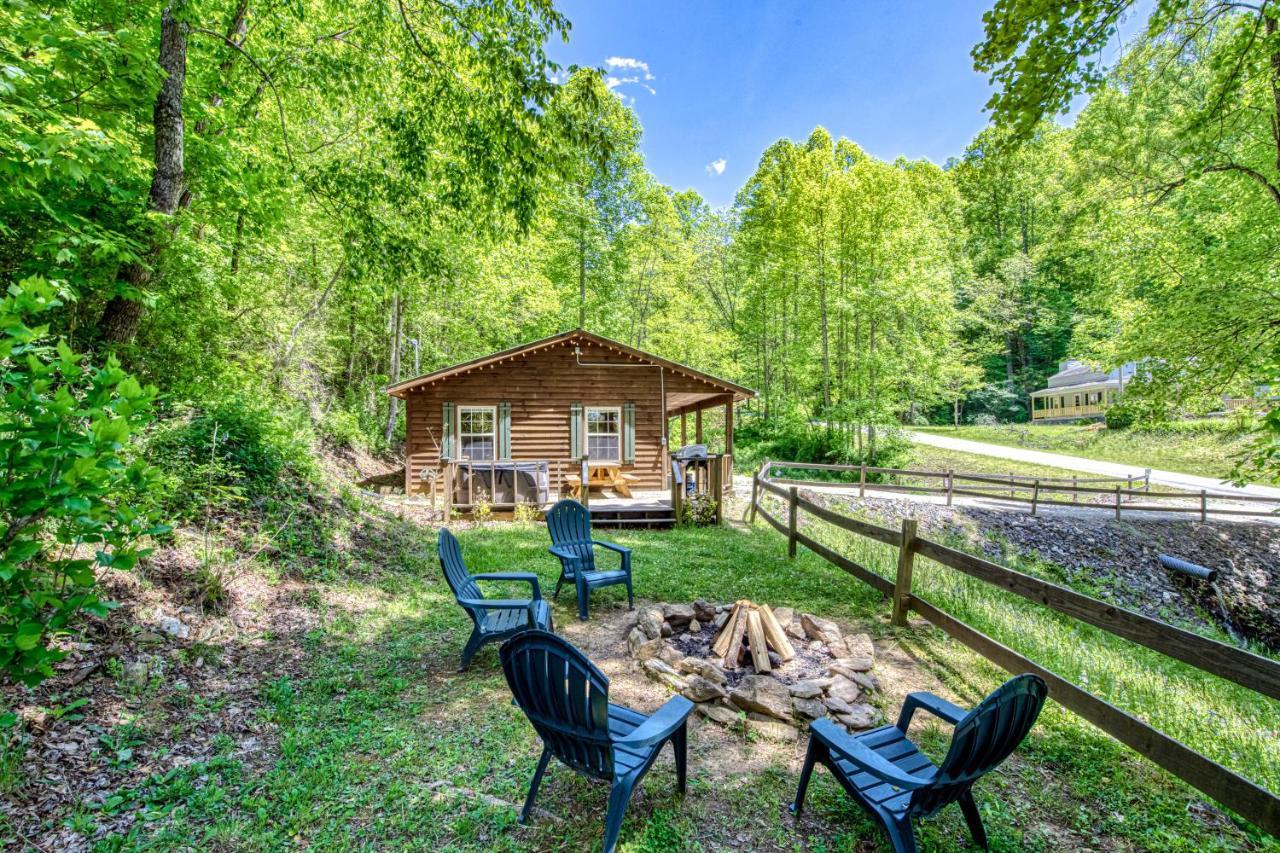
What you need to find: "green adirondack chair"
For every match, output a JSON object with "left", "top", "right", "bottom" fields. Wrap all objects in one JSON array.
[
  {"left": 438, "top": 528, "right": 552, "bottom": 671},
  {"left": 545, "top": 498, "right": 633, "bottom": 620},
  {"left": 792, "top": 674, "right": 1048, "bottom": 852},
  {"left": 501, "top": 629, "right": 692, "bottom": 853}
]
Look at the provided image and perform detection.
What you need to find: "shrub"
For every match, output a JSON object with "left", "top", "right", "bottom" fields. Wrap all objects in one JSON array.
[
  {"left": 733, "top": 412, "right": 909, "bottom": 475},
  {"left": 146, "top": 395, "right": 318, "bottom": 521},
  {"left": 1104, "top": 402, "right": 1137, "bottom": 430},
  {"left": 319, "top": 407, "right": 365, "bottom": 451},
  {"left": 0, "top": 278, "right": 165, "bottom": 686},
  {"left": 512, "top": 502, "right": 539, "bottom": 525},
  {"left": 676, "top": 493, "right": 718, "bottom": 527},
  {"left": 969, "top": 413, "right": 1001, "bottom": 427}
]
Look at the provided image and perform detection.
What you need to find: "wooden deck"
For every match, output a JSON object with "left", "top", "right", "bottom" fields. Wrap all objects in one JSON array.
[{"left": 576, "top": 490, "right": 675, "bottom": 528}]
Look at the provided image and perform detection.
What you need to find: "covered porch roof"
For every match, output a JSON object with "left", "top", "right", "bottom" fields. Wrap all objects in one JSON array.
[{"left": 1030, "top": 379, "right": 1120, "bottom": 398}]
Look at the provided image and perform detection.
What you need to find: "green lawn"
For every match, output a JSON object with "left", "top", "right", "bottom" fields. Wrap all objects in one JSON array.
[
  {"left": 913, "top": 421, "right": 1254, "bottom": 480},
  {"left": 82, "top": 514, "right": 1275, "bottom": 851}
]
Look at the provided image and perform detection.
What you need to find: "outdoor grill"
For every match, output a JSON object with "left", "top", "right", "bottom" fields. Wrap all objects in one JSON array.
[
  {"left": 673, "top": 444, "right": 709, "bottom": 462},
  {"left": 672, "top": 444, "right": 710, "bottom": 494}
]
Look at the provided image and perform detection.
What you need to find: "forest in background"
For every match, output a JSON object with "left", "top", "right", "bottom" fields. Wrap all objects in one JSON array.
[
  {"left": 6, "top": 0, "right": 1280, "bottom": 450},
  {"left": 4, "top": 0, "right": 1280, "bottom": 682}
]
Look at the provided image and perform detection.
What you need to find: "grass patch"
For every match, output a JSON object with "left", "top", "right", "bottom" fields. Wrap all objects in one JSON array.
[
  {"left": 913, "top": 421, "right": 1253, "bottom": 480},
  {"left": 88, "top": 516, "right": 1276, "bottom": 850},
  {"left": 761, "top": 490, "right": 1278, "bottom": 849}
]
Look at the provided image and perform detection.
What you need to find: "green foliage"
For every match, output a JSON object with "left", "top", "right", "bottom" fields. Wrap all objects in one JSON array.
[
  {"left": 145, "top": 396, "right": 317, "bottom": 521},
  {"left": 511, "top": 502, "right": 539, "bottom": 525},
  {"left": 675, "top": 493, "right": 718, "bottom": 527},
  {"left": 734, "top": 412, "right": 910, "bottom": 474},
  {"left": 0, "top": 278, "right": 163, "bottom": 685},
  {"left": 1104, "top": 402, "right": 1137, "bottom": 430}
]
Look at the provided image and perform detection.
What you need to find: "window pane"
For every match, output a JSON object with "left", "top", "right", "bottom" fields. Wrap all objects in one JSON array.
[
  {"left": 587, "top": 409, "right": 619, "bottom": 434},
  {"left": 588, "top": 435, "right": 619, "bottom": 460},
  {"left": 462, "top": 437, "right": 494, "bottom": 461},
  {"left": 461, "top": 408, "right": 493, "bottom": 434}
]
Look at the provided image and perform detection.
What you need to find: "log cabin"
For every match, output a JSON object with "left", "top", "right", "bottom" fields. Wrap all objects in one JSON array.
[{"left": 386, "top": 330, "right": 754, "bottom": 518}]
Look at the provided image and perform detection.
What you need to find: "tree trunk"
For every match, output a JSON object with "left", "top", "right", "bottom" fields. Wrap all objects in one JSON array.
[
  {"left": 384, "top": 293, "right": 402, "bottom": 444},
  {"left": 98, "top": 3, "right": 189, "bottom": 346}
]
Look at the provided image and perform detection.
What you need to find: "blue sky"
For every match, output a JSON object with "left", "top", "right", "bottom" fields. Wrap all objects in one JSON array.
[
  {"left": 545, "top": 1, "right": 999, "bottom": 208},
  {"left": 546, "top": 1, "right": 1152, "bottom": 208}
]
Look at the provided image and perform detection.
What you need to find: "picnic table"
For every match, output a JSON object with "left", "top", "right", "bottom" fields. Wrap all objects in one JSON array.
[{"left": 564, "top": 464, "right": 640, "bottom": 498}]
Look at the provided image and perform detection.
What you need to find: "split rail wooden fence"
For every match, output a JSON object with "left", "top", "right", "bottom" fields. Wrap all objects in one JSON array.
[
  {"left": 748, "top": 467, "right": 1280, "bottom": 835},
  {"left": 762, "top": 460, "right": 1280, "bottom": 521}
]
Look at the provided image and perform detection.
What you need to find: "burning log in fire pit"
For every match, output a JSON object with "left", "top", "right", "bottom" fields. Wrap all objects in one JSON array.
[{"left": 711, "top": 600, "right": 796, "bottom": 672}]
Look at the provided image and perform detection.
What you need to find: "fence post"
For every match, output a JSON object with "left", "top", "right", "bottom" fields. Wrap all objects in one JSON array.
[
  {"left": 748, "top": 472, "right": 760, "bottom": 523},
  {"left": 1114, "top": 485, "right": 1121, "bottom": 520},
  {"left": 787, "top": 486, "right": 799, "bottom": 558},
  {"left": 1200, "top": 489, "right": 1207, "bottom": 523},
  {"left": 1031, "top": 480, "right": 1040, "bottom": 516},
  {"left": 1145, "top": 469, "right": 1152, "bottom": 493},
  {"left": 1008, "top": 473, "right": 1014, "bottom": 498},
  {"left": 1072, "top": 476, "right": 1078, "bottom": 504},
  {"left": 859, "top": 465, "right": 866, "bottom": 498},
  {"left": 946, "top": 469, "right": 954, "bottom": 506},
  {"left": 891, "top": 518, "right": 918, "bottom": 627}
]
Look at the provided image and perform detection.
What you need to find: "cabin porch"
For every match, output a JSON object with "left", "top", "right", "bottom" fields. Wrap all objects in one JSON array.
[{"left": 432, "top": 452, "right": 731, "bottom": 528}]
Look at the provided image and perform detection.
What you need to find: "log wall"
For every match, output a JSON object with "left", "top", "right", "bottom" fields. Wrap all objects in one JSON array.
[{"left": 404, "top": 339, "right": 732, "bottom": 495}]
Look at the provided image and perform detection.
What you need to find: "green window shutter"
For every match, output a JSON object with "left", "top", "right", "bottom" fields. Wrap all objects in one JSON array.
[
  {"left": 569, "top": 401, "right": 583, "bottom": 458},
  {"left": 498, "top": 401, "right": 512, "bottom": 459},
  {"left": 622, "top": 401, "right": 636, "bottom": 463},
  {"left": 441, "top": 402, "right": 455, "bottom": 461}
]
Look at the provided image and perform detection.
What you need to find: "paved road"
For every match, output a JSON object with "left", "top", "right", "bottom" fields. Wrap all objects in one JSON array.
[{"left": 907, "top": 430, "right": 1280, "bottom": 500}]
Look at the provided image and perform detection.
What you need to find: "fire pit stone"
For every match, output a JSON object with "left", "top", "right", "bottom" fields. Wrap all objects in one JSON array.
[{"left": 626, "top": 600, "right": 883, "bottom": 733}]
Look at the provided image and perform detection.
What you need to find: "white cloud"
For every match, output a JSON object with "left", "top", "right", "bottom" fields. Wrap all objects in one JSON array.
[
  {"left": 605, "top": 75, "right": 639, "bottom": 90},
  {"left": 706, "top": 157, "right": 727, "bottom": 176},
  {"left": 605, "top": 56, "right": 654, "bottom": 81}
]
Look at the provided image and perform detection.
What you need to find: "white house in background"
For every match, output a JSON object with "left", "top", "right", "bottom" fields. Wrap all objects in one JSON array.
[{"left": 1029, "top": 359, "right": 1139, "bottom": 422}]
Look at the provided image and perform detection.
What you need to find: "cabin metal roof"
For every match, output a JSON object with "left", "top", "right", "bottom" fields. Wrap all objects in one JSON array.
[{"left": 385, "top": 329, "right": 756, "bottom": 400}]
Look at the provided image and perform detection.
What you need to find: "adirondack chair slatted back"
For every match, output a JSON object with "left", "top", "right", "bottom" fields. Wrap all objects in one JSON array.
[
  {"left": 438, "top": 529, "right": 482, "bottom": 607},
  {"left": 501, "top": 630, "right": 615, "bottom": 780},
  {"left": 909, "top": 674, "right": 1047, "bottom": 819},
  {"left": 546, "top": 499, "right": 595, "bottom": 572}
]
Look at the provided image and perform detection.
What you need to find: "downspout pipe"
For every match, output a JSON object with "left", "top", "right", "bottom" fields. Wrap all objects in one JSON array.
[{"left": 575, "top": 345, "right": 669, "bottom": 482}]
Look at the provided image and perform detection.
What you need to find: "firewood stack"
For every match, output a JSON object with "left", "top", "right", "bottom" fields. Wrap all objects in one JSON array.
[{"left": 711, "top": 600, "right": 796, "bottom": 672}]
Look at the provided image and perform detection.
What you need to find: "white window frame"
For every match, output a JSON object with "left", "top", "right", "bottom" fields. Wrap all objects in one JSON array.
[
  {"left": 457, "top": 405, "right": 497, "bottom": 462},
  {"left": 584, "top": 406, "right": 622, "bottom": 464}
]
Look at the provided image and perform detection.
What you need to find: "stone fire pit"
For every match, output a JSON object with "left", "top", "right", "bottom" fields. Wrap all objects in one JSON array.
[{"left": 624, "top": 599, "right": 881, "bottom": 739}]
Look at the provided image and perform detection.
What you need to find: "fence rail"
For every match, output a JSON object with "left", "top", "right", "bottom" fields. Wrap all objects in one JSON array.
[
  {"left": 749, "top": 468, "right": 1280, "bottom": 835},
  {"left": 759, "top": 460, "right": 1279, "bottom": 521}
]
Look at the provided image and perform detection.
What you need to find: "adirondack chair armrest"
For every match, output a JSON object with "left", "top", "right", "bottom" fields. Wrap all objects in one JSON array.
[
  {"left": 456, "top": 597, "right": 537, "bottom": 611},
  {"left": 592, "top": 540, "right": 630, "bottom": 557},
  {"left": 817, "top": 724, "right": 933, "bottom": 791},
  {"left": 472, "top": 572, "right": 542, "bottom": 599},
  {"left": 896, "top": 691, "right": 968, "bottom": 731},
  {"left": 615, "top": 696, "right": 693, "bottom": 749}
]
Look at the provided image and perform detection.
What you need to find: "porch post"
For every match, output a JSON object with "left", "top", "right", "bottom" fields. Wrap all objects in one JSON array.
[
  {"left": 725, "top": 398, "right": 734, "bottom": 455},
  {"left": 724, "top": 398, "right": 734, "bottom": 494},
  {"left": 681, "top": 411, "right": 687, "bottom": 446},
  {"left": 695, "top": 408, "right": 703, "bottom": 444}
]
